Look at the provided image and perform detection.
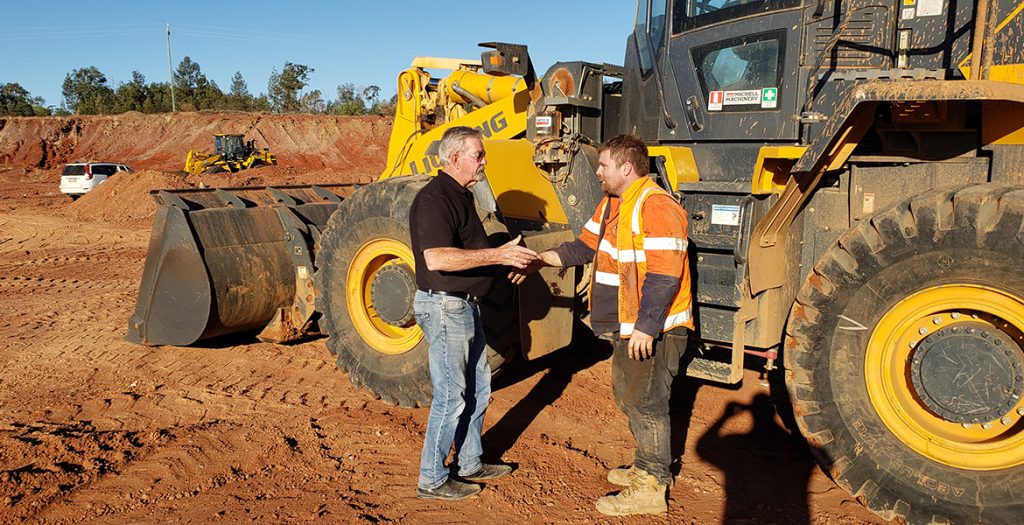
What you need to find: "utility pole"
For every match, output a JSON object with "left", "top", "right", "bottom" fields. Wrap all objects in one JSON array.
[{"left": 166, "top": 24, "right": 176, "bottom": 112}]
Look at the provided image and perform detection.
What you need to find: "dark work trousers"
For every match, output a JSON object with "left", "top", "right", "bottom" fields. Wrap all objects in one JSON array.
[{"left": 610, "top": 329, "right": 687, "bottom": 486}]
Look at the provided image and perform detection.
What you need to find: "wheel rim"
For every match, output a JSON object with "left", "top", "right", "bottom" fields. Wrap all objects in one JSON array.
[
  {"left": 345, "top": 238, "right": 421, "bottom": 355},
  {"left": 866, "top": 284, "right": 1024, "bottom": 470}
]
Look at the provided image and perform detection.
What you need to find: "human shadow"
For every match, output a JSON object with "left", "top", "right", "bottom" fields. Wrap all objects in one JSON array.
[
  {"left": 482, "top": 322, "right": 612, "bottom": 461},
  {"left": 695, "top": 393, "right": 815, "bottom": 525}
]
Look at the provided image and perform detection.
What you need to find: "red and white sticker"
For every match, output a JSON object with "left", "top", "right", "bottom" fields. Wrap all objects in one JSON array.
[
  {"left": 708, "top": 90, "right": 724, "bottom": 111},
  {"left": 535, "top": 115, "right": 553, "bottom": 128}
]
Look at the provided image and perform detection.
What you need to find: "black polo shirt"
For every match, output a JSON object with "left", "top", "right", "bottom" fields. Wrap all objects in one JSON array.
[{"left": 409, "top": 171, "right": 494, "bottom": 297}]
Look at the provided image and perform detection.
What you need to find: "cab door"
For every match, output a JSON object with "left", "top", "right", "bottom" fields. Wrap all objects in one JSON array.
[
  {"left": 620, "top": 0, "right": 684, "bottom": 141},
  {"left": 667, "top": 0, "right": 804, "bottom": 141}
]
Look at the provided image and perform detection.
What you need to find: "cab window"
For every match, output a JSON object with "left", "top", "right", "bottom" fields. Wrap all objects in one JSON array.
[
  {"left": 673, "top": 0, "right": 801, "bottom": 34},
  {"left": 692, "top": 30, "right": 786, "bottom": 111},
  {"left": 635, "top": 0, "right": 669, "bottom": 77}
]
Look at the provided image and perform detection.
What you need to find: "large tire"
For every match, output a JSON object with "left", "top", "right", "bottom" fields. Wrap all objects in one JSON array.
[
  {"left": 785, "top": 184, "right": 1024, "bottom": 524},
  {"left": 314, "top": 177, "right": 517, "bottom": 407}
]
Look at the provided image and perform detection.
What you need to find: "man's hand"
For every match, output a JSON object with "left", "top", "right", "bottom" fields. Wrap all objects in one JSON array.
[
  {"left": 627, "top": 329, "right": 655, "bottom": 360},
  {"left": 507, "top": 250, "right": 562, "bottom": 285},
  {"left": 494, "top": 234, "right": 538, "bottom": 269}
]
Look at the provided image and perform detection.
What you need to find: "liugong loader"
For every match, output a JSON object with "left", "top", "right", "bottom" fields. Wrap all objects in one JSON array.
[{"left": 128, "top": 0, "right": 1024, "bottom": 522}]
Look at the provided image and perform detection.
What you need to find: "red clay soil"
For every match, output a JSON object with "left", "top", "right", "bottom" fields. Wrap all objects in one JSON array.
[
  {"left": 0, "top": 113, "right": 887, "bottom": 524},
  {"left": 0, "top": 112, "right": 391, "bottom": 173}
]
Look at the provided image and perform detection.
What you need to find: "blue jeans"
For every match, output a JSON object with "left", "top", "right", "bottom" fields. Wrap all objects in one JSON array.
[{"left": 414, "top": 290, "right": 491, "bottom": 490}]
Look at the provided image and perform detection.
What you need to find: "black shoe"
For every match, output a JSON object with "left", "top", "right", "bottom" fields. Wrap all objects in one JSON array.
[
  {"left": 459, "top": 463, "right": 514, "bottom": 482},
  {"left": 416, "top": 478, "right": 482, "bottom": 501}
]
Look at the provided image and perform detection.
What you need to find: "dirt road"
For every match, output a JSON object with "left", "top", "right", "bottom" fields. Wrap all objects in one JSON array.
[{"left": 0, "top": 114, "right": 886, "bottom": 524}]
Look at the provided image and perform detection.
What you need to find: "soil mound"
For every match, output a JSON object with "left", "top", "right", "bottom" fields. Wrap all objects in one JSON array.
[
  {"left": 63, "top": 166, "right": 373, "bottom": 227},
  {"left": 0, "top": 113, "right": 391, "bottom": 174},
  {"left": 66, "top": 169, "right": 192, "bottom": 226}
]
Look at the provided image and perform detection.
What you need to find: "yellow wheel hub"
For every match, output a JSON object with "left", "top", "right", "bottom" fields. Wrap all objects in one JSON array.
[
  {"left": 866, "top": 284, "right": 1024, "bottom": 470},
  {"left": 345, "top": 238, "right": 421, "bottom": 355}
]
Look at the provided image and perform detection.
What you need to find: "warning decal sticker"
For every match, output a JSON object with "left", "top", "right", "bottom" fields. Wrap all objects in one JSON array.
[{"left": 708, "top": 91, "right": 724, "bottom": 111}]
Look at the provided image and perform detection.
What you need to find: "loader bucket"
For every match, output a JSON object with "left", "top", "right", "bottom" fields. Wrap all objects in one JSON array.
[{"left": 126, "top": 184, "right": 356, "bottom": 346}]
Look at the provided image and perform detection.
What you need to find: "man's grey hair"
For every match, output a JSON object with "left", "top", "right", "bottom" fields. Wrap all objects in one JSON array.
[{"left": 437, "top": 126, "right": 482, "bottom": 167}]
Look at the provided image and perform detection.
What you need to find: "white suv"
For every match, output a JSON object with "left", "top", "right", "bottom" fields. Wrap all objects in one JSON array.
[{"left": 59, "top": 162, "right": 133, "bottom": 198}]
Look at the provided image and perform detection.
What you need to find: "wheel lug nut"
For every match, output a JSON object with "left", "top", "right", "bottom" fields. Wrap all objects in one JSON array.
[
  {"left": 951, "top": 312, "right": 961, "bottom": 319},
  {"left": 961, "top": 422, "right": 973, "bottom": 429},
  {"left": 910, "top": 340, "right": 918, "bottom": 348},
  {"left": 918, "top": 327, "right": 928, "bottom": 335},
  {"left": 932, "top": 317, "right": 942, "bottom": 325},
  {"left": 1018, "top": 407, "right": 1024, "bottom": 416},
  {"left": 982, "top": 422, "right": 993, "bottom": 430},
  {"left": 1001, "top": 417, "right": 1012, "bottom": 426}
]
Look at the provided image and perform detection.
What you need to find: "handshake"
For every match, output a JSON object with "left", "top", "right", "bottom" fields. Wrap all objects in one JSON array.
[{"left": 494, "top": 235, "right": 561, "bottom": 285}]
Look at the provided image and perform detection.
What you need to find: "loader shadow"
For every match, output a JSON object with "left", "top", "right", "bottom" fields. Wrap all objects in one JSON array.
[
  {"left": 694, "top": 393, "right": 815, "bottom": 525},
  {"left": 483, "top": 323, "right": 612, "bottom": 461},
  {"left": 179, "top": 331, "right": 326, "bottom": 350}
]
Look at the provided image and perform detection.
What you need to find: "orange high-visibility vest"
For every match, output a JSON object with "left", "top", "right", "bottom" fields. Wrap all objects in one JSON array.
[{"left": 579, "top": 177, "right": 693, "bottom": 336}]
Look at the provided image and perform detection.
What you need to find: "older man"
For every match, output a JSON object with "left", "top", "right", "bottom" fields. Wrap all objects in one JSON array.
[
  {"left": 410, "top": 126, "right": 538, "bottom": 500},
  {"left": 521, "top": 134, "right": 693, "bottom": 515}
]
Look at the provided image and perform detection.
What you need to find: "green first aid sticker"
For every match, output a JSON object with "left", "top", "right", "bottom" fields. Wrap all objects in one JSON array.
[{"left": 761, "top": 87, "right": 777, "bottom": 109}]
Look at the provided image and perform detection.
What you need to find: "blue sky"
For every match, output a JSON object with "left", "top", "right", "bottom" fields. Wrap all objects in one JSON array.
[{"left": 1, "top": 1, "right": 638, "bottom": 109}]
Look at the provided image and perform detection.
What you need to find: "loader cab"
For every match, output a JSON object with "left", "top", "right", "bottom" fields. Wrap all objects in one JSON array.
[
  {"left": 214, "top": 134, "right": 247, "bottom": 161},
  {"left": 621, "top": 0, "right": 804, "bottom": 143}
]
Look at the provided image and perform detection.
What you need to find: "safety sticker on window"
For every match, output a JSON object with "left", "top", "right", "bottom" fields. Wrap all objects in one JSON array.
[{"left": 761, "top": 88, "right": 777, "bottom": 109}]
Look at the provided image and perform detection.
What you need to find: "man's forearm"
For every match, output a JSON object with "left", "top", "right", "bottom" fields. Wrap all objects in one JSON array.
[
  {"left": 550, "top": 238, "right": 594, "bottom": 267},
  {"left": 423, "top": 247, "right": 500, "bottom": 272}
]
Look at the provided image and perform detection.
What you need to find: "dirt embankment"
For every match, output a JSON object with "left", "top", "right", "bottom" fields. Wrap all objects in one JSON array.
[
  {"left": 0, "top": 112, "right": 392, "bottom": 174},
  {"left": 0, "top": 112, "right": 392, "bottom": 226}
]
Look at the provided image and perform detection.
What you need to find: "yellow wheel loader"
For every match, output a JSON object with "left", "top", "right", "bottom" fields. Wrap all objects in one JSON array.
[
  {"left": 183, "top": 134, "right": 276, "bottom": 175},
  {"left": 128, "top": 0, "right": 1024, "bottom": 521}
]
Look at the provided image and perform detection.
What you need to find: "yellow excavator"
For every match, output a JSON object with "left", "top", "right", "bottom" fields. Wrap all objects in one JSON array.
[
  {"left": 128, "top": 0, "right": 1024, "bottom": 518},
  {"left": 183, "top": 134, "right": 276, "bottom": 175}
]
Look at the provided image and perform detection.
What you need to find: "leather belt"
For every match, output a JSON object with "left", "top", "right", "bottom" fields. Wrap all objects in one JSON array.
[{"left": 418, "top": 288, "right": 480, "bottom": 303}]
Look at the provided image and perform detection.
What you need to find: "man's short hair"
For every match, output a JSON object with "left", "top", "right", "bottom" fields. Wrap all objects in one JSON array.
[
  {"left": 599, "top": 135, "right": 649, "bottom": 177},
  {"left": 438, "top": 126, "right": 482, "bottom": 167}
]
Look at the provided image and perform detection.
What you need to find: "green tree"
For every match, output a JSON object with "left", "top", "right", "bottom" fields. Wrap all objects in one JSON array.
[
  {"left": 299, "top": 89, "right": 326, "bottom": 113},
  {"left": 268, "top": 62, "right": 314, "bottom": 113},
  {"left": 62, "top": 66, "right": 116, "bottom": 114},
  {"left": 251, "top": 93, "right": 271, "bottom": 113},
  {"left": 371, "top": 93, "right": 398, "bottom": 116},
  {"left": 332, "top": 83, "right": 366, "bottom": 115},
  {"left": 226, "top": 71, "right": 255, "bottom": 111},
  {"left": 114, "top": 71, "right": 151, "bottom": 113},
  {"left": 142, "top": 81, "right": 174, "bottom": 113},
  {"left": 174, "top": 56, "right": 223, "bottom": 110},
  {"left": 0, "top": 83, "right": 50, "bottom": 116}
]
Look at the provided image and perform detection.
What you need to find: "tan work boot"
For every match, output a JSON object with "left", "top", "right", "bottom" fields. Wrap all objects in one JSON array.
[
  {"left": 595, "top": 472, "right": 668, "bottom": 516},
  {"left": 607, "top": 465, "right": 642, "bottom": 486}
]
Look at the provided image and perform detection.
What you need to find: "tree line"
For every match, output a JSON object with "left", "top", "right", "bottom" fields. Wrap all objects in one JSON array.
[{"left": 0, "top": 56, "right": 395, "bottom": 117}]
